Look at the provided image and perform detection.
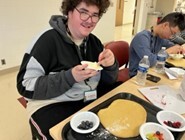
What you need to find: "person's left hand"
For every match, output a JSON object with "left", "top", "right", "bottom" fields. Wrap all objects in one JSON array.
[{"left": 98, "top": 49, "right": 115, "bottom": 67}]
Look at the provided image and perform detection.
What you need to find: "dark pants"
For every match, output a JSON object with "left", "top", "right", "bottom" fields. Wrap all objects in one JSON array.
[{"left": 29, "top": 81, "right": 122, "bottom": 140}]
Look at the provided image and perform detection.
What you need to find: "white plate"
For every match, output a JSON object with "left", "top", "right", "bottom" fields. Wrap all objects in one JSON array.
[
  {"left": 169, "top": 67, "right": 185, "bottom": 76},
  {"left": 81, "top": 61, "right": 103, "bottom": 71}
]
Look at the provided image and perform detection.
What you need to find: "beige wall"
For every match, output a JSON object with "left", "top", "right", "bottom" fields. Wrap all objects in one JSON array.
[
  {"left": 155, "top": 0, "right": 176, "bottom": 16},
  {"left": 0, "top": 0, "right": 116, "bottom": 70},
  {"left": 133, "top": 0, "right": 157, "bottom": 34},
  {"left": 92, "top": 1, "right": 116, "bottom": 43},
  {"left": 0, "top": 0, "right": 177, "bottom": 71},
  {"left": 0, "top": 0, "right": 61, "bottom": 70}
]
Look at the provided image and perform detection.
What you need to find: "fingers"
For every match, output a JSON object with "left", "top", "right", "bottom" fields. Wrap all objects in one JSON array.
[
  {"left": 72, "top": 64, "right": 98, "bottom": 82},
  {"left": 75, "top": 63, "right": 88, "bottom": 71},
  {"left": 72, "top": 49, "right": 115, "bottom": 82},
  {"left": 177, "top": 45, "right": 183, "bottom": 54},
  {"left": 183, "top": 46, "right": 185, "bottom": 54},
  {"left": 167, "top": 45, "right": 183, "bottom": 54},
  {"left": 98, "top": 49, "right": 115, "bottom": 67}
]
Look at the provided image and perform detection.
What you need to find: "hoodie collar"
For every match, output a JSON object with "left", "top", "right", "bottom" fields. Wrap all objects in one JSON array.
[{"left": 49, "top": 15, "right": 73, "bottom": 44}]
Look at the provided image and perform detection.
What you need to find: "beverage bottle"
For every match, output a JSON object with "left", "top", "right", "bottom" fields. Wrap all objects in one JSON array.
[
  {"left": 155, "top": 47, "right": 167, "bottom": 73},
  {"left": 136, "top": 55, "right": 150, "bottom": 86}
]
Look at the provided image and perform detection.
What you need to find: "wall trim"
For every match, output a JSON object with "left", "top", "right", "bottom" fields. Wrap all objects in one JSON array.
[{"left": 0, "top": 66, "right": 20, "bottom": 76}]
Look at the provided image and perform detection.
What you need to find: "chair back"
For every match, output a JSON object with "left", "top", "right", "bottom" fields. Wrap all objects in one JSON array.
[
  {"left": 105, "top": 41, "right": 129, "bottom": 68},
  {"left": 104, "top": 40, "right": 130, "bottom": 82},
  {"left": 17, "top": 96, "right": 27, "bottom": 108}
]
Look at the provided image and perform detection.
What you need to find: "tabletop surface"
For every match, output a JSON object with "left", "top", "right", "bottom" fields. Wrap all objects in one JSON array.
[
  {"left": 166, "top": 57, "right": 185, "bottom": 68},
  {"left": 49, "top": 59, "right": 185, "bottom": 140}
]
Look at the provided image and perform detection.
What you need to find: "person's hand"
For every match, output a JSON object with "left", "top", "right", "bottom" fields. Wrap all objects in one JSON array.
[
  {"left": 166, "top": 45, "right": 183, "bottom": 54},
  {"left": 98, "top": 49, "right": 115, "bottom": 67},
  {"left": 72, "top": 64, "right": 98, "bottom": 82},
  {"left": 182, "top": 44, "right": 185, "bottom": 54}
]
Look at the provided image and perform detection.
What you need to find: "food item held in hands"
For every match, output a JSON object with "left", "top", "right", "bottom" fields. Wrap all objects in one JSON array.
[
  {"left": 98, "top": 99, "right": 147, "bottom": 138},
  {"left": 163, "top": 120, "right": 181, "bottom": 128},
  {"left": 77, "top": 120, "right": 94, "bottom": 130},
  {"left": 146, "top": 131, "right": 164, "bottom": 140},
  {"left": 81, "top": 61, "right": 103, "bottom": 71}
]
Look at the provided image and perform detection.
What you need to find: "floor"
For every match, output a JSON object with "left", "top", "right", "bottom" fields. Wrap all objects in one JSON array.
[
  {"left": 0, "top": 24, "right": 133, "bottom": 140},
  {"left": 0, "top": 68, "right": 32, "bottom": 140}
]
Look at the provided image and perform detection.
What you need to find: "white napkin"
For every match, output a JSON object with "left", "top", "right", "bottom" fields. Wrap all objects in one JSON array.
[
  {"left": 179, "top": 74, "right": 185, "bottom": 100},
  {"left": 164, "top": 68, "right": 178, "bottom": 79}
]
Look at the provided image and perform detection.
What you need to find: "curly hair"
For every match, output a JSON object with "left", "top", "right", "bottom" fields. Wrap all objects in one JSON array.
[
  {"left": 158, "top": 12, "right": 185, "bottom": 31},
  {"left": 61, "top": 0, "right": 110, "bottom": 17}
]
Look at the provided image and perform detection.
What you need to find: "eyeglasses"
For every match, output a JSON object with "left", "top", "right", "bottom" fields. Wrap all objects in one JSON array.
[
  {"left": 75, "top": 8, "right": 100, "bottom": 23},
  {"left": 169, "top": 26, "right": 176, "bottom": 36}
]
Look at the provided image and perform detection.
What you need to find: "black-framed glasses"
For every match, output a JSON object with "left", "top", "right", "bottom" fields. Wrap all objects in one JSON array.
[
  {"left": 75, "top": 8, "right": 100, "bottom": 23},
  {"left": 169, "top": 26, "right": 176, "bottom": 36}
]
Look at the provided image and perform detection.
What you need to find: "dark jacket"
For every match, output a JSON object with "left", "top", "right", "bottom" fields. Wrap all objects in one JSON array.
[{"left": 17, "top": 16, "right": 119, "bottom": 102}]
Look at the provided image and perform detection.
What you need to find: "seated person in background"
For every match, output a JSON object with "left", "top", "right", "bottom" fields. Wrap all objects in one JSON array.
[
  {"left": 16, "top": 0, "right": 118, "bottom": 139},
  {"left": 129, "top": 12, "right": 185, "bottom": 77},
  {"left": 170, "top": 30, "right": 185, "bottom": 45}
]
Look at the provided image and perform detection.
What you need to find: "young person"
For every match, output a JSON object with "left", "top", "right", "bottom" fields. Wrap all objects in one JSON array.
[
  {"left": 17, "top": 0, "right": 118, "bottom": 139},
  {"left": 129, "top": 12, "right": 185, "bottom": 77}
]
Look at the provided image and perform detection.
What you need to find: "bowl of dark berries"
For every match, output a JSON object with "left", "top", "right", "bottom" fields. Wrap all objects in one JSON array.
[
  {"left": 70, "top": 111, "right": 100, "bottom": 134},
  {"left": 157, "top": 110, "right": 185, "bottom": 132},
  {"left": 139, "top": 122, "right": 174, "bottom": 140}
]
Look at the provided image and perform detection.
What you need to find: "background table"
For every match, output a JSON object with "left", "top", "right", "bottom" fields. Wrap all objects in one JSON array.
[{"left": 166, "top": 58, "right": 185, "bottom": 68}]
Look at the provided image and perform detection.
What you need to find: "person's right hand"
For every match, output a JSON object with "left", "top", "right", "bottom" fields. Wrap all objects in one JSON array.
[
  {"left": 72, "top": 64, "right": 98, "bottom": 82},
  {"left": 166, "top": 45, "right": 183, "bottom": 54},
  {"left": 182, "top": 44, "right": 185, "bottom": 54}
]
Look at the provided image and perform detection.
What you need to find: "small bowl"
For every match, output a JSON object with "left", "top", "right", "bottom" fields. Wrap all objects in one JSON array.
[
  {"left": 140, "top": 122, "right": 174, "bottom": 140},
  {"left": 157, "top": 110, "right": 185, "bottom": 132},
  {"left": 169, "top": 54, "right": 183, "bottom": 60},
  {"left": 70, "top": 111, "right": 100, "bottom": 134}
]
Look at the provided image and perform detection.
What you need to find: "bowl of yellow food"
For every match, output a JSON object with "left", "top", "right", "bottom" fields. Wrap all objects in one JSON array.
[{"left": 169, "top": 54, "right": 183, "bottom": 60}]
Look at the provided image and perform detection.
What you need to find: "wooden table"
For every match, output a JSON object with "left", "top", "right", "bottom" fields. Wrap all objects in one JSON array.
[
  {"left": 166, "top": 58, "right": 185, "bottom": 68},
  {"left": 49, "top": 68, "right": 185, "bottom": 140}
]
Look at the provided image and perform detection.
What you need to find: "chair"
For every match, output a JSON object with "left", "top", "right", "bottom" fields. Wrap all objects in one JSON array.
[
  {"left": 17, "top": 96, "right": 27, "bottom": 108},
  {"left": 104, "top": 40, "right": 130, "bottom": 82}
]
